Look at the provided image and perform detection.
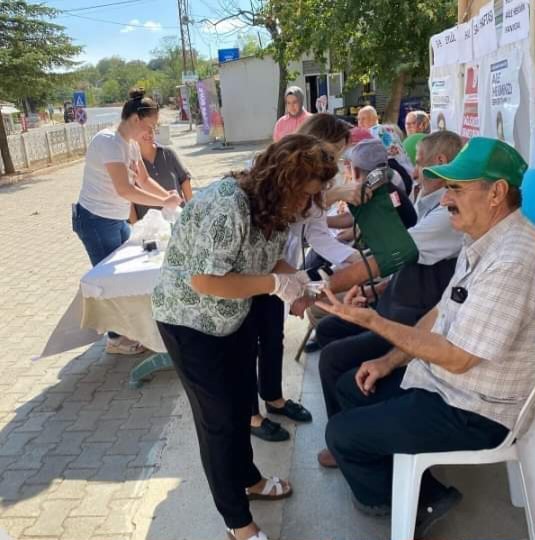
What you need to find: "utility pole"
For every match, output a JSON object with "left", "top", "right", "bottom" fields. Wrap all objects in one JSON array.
[
  {"left": 177, "top": 0, "right": 192, "bottom": 131},
  {"left": 184, "top": 0, "right": 195, "bottom": 72},
  {"left": 177, "top": 0, "right": 187, "bottom": 71}
]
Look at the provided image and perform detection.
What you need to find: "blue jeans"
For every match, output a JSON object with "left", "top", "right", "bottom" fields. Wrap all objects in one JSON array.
[
  {"left": 72, "top": 203, "right": 131, "bottom": 266},
  {"left": 72, "top": 203, "right": 131, "bottom": 338}
]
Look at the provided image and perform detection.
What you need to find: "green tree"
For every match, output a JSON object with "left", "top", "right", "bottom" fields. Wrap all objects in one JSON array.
[
  {"left": 150, "top": 37, "right": 186, "bottom": 87},
  {"left": 149, "top": 36, "right": 216, "bottom": 98},
  {"left": 205, "top": 1, "right": 316, "bottom": 117},
  {"left": 239, "top": 34, "right": 262, "bottom": 57},
  {"left": 0, "top": 0, "right": 81, "bottom": 174},
  {"left": 309, "top": 0, "right": 457, "bottom": 122},
  {"left": 101, "top": 79, "right": 121, "bottom": 103}
]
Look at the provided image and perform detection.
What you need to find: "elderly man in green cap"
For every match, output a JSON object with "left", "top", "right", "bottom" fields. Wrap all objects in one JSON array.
[{"left": 315, "top": 137, "right": 535, "bottom": 537}]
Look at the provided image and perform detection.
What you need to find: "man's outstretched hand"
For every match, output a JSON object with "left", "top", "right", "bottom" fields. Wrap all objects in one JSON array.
[{"left": 315, "top": 286, "right": 373, "bottom": 327}]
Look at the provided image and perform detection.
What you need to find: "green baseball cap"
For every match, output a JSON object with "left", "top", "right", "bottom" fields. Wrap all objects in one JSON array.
[
  {"left": 402, "top": 133, "right": 426, "bottom": 166},
  {"left": 423, "top": 136, "right": 527, "bottom": 187}
]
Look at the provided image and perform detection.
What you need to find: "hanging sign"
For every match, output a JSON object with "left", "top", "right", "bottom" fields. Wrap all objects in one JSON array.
[
  {"left": 473, "top": 2, "right": 498, "bottom": 58},
  {"left": 461, "top": 64, "right": 480, "bottom": 139},
  {"left": 431, "top": 27, "right": 459, "bottom": 66},
  {"left": 458, "top": 21, "right": 473, "bottom": 64},
  {"left": 500, "top": 0, "right": 530, "bottom": 47},
  {"left": 489, "top": 50, "right": 521, "bottom": 145},
  {"left": 430, "top": 76, "right": 456, "bottom": 132}
]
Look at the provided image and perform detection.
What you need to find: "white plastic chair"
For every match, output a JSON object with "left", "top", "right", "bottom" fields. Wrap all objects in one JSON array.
[{"left": 391, "top": 385, "right": 535, "bottom": 540}]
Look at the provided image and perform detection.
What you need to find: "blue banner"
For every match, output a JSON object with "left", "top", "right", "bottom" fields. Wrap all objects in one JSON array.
[{"left": 218, "top": 48, "right": 240, "bottom": 64}]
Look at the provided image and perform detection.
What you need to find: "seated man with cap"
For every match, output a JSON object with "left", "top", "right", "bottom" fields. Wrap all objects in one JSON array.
[
  {"left": 314, "top": 132, "right": 464, "bottom": 466},
  {"left": 324, "top": 138, "right": 417, "bottom": 237},
  {"left": 315, "top": 137, "right": 535, "bottom": 537}
]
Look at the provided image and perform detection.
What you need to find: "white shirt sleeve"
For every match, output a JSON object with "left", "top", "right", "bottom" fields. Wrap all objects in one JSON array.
[
  {"left": 409, "top": 206, "right": 463, "bottom": 265},
  {"left": 304, "top": 213, "right": 356, "bottom": 265},
  {"left": 99, "top": 136, "right": 126, "bottom": 165}
]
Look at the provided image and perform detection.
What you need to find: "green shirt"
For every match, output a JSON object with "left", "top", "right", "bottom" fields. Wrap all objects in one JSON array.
[{"left": 152, "top": 177, "right": 288, "bottom": 336}]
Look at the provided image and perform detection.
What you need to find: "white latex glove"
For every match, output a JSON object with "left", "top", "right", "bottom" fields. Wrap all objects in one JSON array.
[
  {"left": 295, "top": 270, "right": 312, "bottom": 285},
  {"left": 295, "top": 268, "right": 331, "bottom": 290},
  {"left": 270, "top": 274, "right": 306, "bottom": 304}
]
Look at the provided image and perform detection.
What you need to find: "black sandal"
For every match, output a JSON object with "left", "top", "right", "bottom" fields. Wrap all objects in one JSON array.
[{"left": 250, "top": 418, "right": 290, "bottom": 442}]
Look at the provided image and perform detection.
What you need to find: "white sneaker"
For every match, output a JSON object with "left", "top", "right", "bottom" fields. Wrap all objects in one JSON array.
[{"left": 105, "top": 337, "right": 146, "bottom": 355}]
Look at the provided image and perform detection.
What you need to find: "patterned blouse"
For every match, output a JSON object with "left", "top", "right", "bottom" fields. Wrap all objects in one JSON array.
[{"left": 152, "top": 177, "right": 288, "bottom": 336}]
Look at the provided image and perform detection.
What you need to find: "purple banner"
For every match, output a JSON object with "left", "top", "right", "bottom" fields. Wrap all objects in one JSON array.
[{"left": 196, "top": 78, "right": 225, "bottom": 139}]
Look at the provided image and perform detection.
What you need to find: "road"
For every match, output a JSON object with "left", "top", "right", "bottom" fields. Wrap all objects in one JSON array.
[{"left": 85, "top": 107, "right": 122, "bottom": 125}]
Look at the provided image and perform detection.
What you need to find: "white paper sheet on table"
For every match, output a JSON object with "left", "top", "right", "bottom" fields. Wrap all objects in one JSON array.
[{"left": 80, "top": 243, "right": 164, "bottom": 299}]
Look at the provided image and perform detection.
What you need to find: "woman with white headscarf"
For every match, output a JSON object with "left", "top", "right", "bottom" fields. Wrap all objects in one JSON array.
[{"left": 272, "top": 86, "right": 312, "bottom": 142}]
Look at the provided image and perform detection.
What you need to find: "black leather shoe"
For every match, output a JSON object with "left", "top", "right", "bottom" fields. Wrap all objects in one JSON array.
[
  {"left": 415, "top": 486, "right": 463, "bottom": 539},
  {"left": 266, "top": 399, "right": 313, "bottom": 423},
  {"left": 250, "top": 418, "right": 290, "bottom": 442},
  {"left": 352, "top": 496, "right": 390, "bottom": 517},
  {"left": 304, "top": 338, "right": 321, "bottom": 353}
]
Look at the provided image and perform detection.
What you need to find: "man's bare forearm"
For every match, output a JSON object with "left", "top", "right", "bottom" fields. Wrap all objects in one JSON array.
[
  {"left": 329, "top": 257, "right": 380, "bottom": 292},
  {"left": 381, "top": 309, "right": 438, "bottom": 369},
  {"left": 368, "top": 309, "right": 480, "bottom": 374},
  {"left": 327, "top": 213, "right": 353, "bottom": 229}
]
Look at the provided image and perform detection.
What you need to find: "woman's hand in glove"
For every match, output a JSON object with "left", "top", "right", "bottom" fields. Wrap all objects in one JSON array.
[{"left": 270, "top": 273, "right": 306, "bottom": 304}]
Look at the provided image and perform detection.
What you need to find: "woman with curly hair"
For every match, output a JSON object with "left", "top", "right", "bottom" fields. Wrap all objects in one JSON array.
[
  {"left": 152, "top": 134, "right": 338, "bottom": 540},
  {"left": 249, "top": 114, "right": 360, "bottom": 443}
]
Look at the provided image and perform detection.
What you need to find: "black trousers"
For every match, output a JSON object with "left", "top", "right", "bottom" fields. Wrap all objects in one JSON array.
[
  {"left": 326, "top": 366, "right": 509, "bottom": 507},
  {"left": 251, "top": 295, "right": 284, "bottom": 416},
  {"left": 317, "top": 315, "right": 393, "bottom": 418},
  {"left": 157, "top": 314, "right": 262, "bottom": 529}
]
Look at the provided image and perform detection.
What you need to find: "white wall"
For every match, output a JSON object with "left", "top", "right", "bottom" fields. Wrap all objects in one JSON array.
[
  {"left": 219, "top": 56, "right": 278, "bottom": 143},
  {"left": 219, "top": 55, "right": 307, "bottom": 144}
]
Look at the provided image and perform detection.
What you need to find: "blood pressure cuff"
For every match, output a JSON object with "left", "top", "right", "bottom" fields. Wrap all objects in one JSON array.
[{"left": 349, "top": 185, "right": 419, "bottom": 277}]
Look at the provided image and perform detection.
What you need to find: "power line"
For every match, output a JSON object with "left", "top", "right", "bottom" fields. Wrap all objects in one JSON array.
[
  {"left": 62, "top": 0, "right": 147, "bottom": 13},
  {"left": 60, "top": 11, "right": 180, "bottom": 29}
]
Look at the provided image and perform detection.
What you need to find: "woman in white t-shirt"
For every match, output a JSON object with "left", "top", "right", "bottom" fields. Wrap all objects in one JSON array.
[{"left": 73, "top": 88, "right": 182, "bottom": 354}]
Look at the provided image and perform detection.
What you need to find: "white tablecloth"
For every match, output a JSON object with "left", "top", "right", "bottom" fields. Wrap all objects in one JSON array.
[
  {"left": 80, "top": 243, "right": 165, "bottom": 299},
  {"left": 40, "top": 242, "right": 166, "bottom": 358}
]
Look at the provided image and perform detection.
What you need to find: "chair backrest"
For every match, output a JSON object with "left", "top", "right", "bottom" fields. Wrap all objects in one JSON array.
[{"left": 501, "top": 383, "right": 535, "bottom": 447}]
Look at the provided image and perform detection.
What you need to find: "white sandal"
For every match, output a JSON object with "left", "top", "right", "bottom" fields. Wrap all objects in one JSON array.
[
  {"left": 105, "top": 337, "right": 146, "bottom": 355},
  {"left": 245, "top": 476, "right": 293, "bottom": 501},
  {"left": 226, "top": 528, "right": 269, "bottom": 540}
]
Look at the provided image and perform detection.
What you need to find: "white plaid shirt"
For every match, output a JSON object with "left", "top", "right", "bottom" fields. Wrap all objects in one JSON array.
[{"left": 402, "top": 210, "right": 535, "bottom": 429}]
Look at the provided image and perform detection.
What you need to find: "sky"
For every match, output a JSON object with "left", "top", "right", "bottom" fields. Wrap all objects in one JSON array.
[{"left": 45, "top": 0, "right": 265, "bottom": 66}]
